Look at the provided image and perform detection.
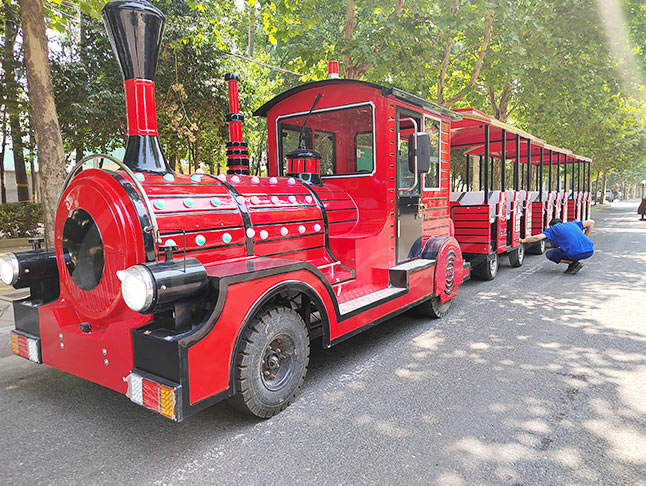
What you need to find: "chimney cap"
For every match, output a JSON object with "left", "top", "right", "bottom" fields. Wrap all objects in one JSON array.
[
  {"left": 102, "top": 0, "right": 166, "bottom": 81},
  {"left": 102, "top": 0, "right": 165, "bottom": 20}
]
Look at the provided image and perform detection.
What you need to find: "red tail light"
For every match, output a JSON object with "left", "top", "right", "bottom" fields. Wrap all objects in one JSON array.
[
  {"left": 10, "top": 331, "right": 42, "bottom": 363},
  {"left": 126, "top": 372, "right": 181, "bottom": 421}
]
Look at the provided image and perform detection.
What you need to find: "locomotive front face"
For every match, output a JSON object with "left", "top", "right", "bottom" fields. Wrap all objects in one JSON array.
[{"left": 56, "top": 169, "right": 152, "bottom": 324}]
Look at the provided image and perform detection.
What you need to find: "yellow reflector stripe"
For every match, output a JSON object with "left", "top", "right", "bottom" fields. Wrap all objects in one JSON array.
[
  {"left": 10, "top": 332, "right": 19, "bottom": 356},
  {"left": 159, "top": 385, "right": 176, "bottom": 420}
]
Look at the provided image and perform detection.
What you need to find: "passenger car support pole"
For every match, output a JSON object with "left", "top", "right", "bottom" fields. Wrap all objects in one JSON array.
[
  {"left": 484, "top": 125, "right": 490, "bottom": 205},
  {"left": 526, "top": 139, "right": 531, "bottom": 194},
  {"left": 514, "top": 134, "right": 520, "bottom": 191},
  {"left": 548, "top": 151, "right": 553, "bottom": 192},
  {"left": 501, "top": 129, "right": 506, "bottom": 192},
  {"left": 571, "top": 159, "right": 576, "bottom": 199},
  {"left": 539, "top": 148, "right": 543, "bottom": 201},
  {"left": 466, "top": 155, "right": 470, "bottom": 191}
]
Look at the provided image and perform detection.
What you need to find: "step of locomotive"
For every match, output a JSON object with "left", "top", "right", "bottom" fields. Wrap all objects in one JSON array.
[
  {"left": 388, "top": 259, "right": 435, "bottom": 288},
  {"left": 338, "top": 287, "right": 406, "bottom": 316}
]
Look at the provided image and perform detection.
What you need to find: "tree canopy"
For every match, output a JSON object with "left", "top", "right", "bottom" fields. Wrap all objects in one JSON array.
[{"left": 1, "top": 0, "right": 645, "bottom": 208}]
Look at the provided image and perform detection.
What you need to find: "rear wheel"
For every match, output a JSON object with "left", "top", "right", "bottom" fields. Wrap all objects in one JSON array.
[
  {"left": 508, "top": 244, "right": 525, "bottom": 267},
  {"left": 417, "top": 295, "right": 452, "bottom": 318},
  {"left": 529, "top": 239, "right": 546, "bottom": 255},
  {"left": 229, "top": 306, "right": 309, "bottom": 418},
  {"left": 477, "top": 253, "right": 499, "bottom": 281}
]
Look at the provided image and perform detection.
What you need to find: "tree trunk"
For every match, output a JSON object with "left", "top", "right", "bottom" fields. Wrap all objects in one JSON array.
[
  {"left": 28, "top": 128, "right": 38, "bottom": 201},
  {"left": 75, "top": 143, "right": 84, "bottom": 164},
  {"left": 168, "top": 152, "right": 177, "bottom": 172},
  {"left": 0, "top": 113, "right": 7, "bottom": 203},
  {"left": 246, "top": 5, "right": 255, "bottom": 58},
  {"left": 444, "top": 12, "right": 495, "bottom": 107},
  {"left": 4, "top": 1, "right": 30, "bottom": 202},
  {"left": 487, "top": 83, "right": 514, "bottom": 123},
  {"left": 342, "top": 0, "right": 356, "bottom": 76},
  {"left": 593, "top": 170, "right": 600, "bottom": 205},
  {"left": 599, "top": 170, "right": 608, "bottom": 205},
  {"left": 7, "top": 107, "right": 30, "bottom": 201},
  {"left": 19, "top": 0, "right": 66, "bottom": 241},
  {"left": 436, "top": 0, "right": 459, "bottom": 104}
]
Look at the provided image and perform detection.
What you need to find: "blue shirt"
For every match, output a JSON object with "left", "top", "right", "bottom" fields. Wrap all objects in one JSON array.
[{"left": 542, "top": 221, "right": 594, "bottom": 256}]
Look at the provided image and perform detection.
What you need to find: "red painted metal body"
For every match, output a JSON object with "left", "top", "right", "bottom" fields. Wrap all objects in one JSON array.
[
  {"left": 10, "top": 0, "right": 594, "bottom": 421},
  {"left": 26, "top": 79, "right": 469, "bottom": 420},
  {"left": 124, "top": 79, "right": 158, "bottom": 136}
]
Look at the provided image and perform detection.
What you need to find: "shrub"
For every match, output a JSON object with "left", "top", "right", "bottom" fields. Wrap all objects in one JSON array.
[{"left": 0, "top": 202, "right": 44, "bottom": 238}]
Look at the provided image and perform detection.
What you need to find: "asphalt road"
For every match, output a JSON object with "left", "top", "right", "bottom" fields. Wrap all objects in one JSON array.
[{"left": 1, "top": 201, "right": 645, "bottom": 486}]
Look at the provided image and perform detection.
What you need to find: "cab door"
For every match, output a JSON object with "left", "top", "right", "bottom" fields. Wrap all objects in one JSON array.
[{"left": 396, "top": 110, "right": 423, "bottom": 263}]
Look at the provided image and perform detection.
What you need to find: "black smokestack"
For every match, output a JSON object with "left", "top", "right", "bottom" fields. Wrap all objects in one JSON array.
[{"left": 102, "top": 0, "right": 170, "bottom": 173}]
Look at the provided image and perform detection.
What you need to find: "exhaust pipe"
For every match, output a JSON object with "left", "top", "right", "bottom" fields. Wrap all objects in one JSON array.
[{"left": 102, "top": 0, "right": 170, "bottom": 173}]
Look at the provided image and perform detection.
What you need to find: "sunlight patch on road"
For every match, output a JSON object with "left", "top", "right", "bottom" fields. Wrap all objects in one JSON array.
[{"left": 585, "top": 419, "right": 646, "bottom": 464}]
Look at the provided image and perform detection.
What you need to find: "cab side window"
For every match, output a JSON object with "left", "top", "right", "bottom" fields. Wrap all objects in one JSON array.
[{"left": 423, "top": 117, "right": 441, "bottom": 190}]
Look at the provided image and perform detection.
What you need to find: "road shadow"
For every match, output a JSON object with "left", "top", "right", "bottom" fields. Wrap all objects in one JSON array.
[{"left": 1, "top": 204, "right": 645, "bottom": 485}]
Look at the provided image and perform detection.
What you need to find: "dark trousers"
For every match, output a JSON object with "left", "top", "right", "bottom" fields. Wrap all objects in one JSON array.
[{"left": 546, "top": 248, "right": 594, "bottom": 264}]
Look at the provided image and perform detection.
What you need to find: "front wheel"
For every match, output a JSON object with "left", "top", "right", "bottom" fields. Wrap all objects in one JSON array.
[
  {"left": 229, "top": 306, "right": 310, "bottom": 418},
  {"left": 508, "top": 244, "right": 525, "bottom": 267},
  {"left": 417, "top": 295, "right": 453, "bottom": 318}
]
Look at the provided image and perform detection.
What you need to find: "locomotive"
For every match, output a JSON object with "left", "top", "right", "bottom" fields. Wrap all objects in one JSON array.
[{"left": 2, "top": 0, "right": 469, "bottom": 421}]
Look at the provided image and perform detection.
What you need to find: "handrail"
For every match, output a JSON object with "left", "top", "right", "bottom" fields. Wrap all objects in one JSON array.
[{"left": 60, "top": 154, "right": 161, "bottom": 244}]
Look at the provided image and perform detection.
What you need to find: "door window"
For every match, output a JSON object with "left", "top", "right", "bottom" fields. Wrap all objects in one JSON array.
[{"left": 423, "top": 117, "right": 441, "bottom": 190}]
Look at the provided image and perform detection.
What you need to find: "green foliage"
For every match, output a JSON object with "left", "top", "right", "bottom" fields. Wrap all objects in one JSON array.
[
  {"left": 6, "top": 0, "right": 646, "bottom": 186},
  {"left": 508, "top": 0, "right": 646, "bottom": 179},
  {"left": 51, "top": 13, "right": 126, "bottom": 158},
  {"left": 0, "top": 202, "right": 43, "bottom": 238}
]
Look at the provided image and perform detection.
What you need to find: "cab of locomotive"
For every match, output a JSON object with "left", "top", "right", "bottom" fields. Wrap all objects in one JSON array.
[{"left": 256, "top": 77, "right": 459, "bottom": 275}]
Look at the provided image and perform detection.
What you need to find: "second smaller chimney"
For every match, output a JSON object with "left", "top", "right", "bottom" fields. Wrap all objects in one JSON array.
[{"left": 225, "top": 73, "right": 250, "bottom": 175}]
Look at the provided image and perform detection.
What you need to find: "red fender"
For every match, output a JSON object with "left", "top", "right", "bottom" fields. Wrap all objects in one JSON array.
[{"left": 422, "top": 236, "right": 466, "bottom": 303}]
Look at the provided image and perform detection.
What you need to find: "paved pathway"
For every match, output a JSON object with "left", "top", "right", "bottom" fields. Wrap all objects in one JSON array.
[{"left": 1, "top": 201, "right": 644, "bottom": 485}]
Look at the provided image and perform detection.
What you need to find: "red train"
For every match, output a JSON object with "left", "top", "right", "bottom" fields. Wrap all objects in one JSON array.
[{"left": 1, "top": 0, "right": 590, "bottom": 421}]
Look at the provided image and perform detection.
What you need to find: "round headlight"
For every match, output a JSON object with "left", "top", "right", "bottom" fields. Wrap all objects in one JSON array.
[
  {"left": 116, "top": 266, "right": 155, "bottom": 312},
  {"left": 0, "top": 253, "right": 19, "bottom": 286}
]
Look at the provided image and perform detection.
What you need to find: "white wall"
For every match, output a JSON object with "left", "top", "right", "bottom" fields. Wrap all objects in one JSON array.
[{"left": 1, "top": 171, "right": 40, "bottom": 203}]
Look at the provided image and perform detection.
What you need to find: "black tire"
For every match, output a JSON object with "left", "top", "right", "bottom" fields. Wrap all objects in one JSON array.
[
  {"left": 508, "top": 244, "right": 525, "bottom": 267},
  {"left": 229, "top": 306, "right": 310, "bottom": 418},
  {"left": 476, "top": 253, "right": 499, "bottom": 281},
  {"left": 529, "top": 239, "right": 546, "bottom": 255},
  {"left": 417, "top": 295, "right": 452, "bottom": 318}
]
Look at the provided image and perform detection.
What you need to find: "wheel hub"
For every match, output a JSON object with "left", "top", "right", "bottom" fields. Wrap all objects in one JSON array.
[
  {"left": 490, "top": 257, "right": 498, "bottom": 273},
  {"left": 261, "top": 335, "right": 295, "bottom": 391}
]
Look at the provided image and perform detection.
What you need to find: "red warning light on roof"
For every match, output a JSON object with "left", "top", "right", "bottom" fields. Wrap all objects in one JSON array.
[{"left": 328, "top": 60, "right": 339, "bottom": 79}]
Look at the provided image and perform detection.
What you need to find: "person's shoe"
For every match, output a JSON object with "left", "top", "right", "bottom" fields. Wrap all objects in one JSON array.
[{"left": 565, "top": 261, "right": 584, "bottom": 274}]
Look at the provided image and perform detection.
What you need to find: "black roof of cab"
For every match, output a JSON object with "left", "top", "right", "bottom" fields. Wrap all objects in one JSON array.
[{"left": 253, "top": 79, "right": 462, "bottom": 121}]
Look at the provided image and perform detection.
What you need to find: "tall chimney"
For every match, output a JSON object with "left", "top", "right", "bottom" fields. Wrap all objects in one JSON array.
[
  {"left": 102, "top": 0, "right": 170, "bottom": 173},
  {"left": 225, "top": 73, "right": 250, "bottom": 175}
]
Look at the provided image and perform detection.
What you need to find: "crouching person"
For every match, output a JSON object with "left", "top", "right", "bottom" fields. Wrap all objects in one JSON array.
[{"left": 521, "top": 218, "right": 595, "bottom": 274}]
